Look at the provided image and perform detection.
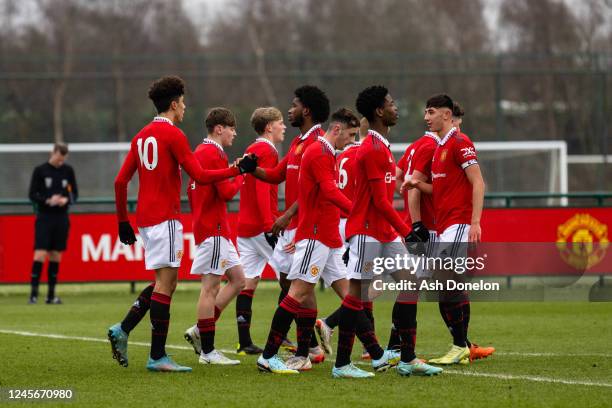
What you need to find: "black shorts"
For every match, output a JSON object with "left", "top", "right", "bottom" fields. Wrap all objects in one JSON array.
[{"left": 34, "top": 213, "right": 70, "bottom": 251}]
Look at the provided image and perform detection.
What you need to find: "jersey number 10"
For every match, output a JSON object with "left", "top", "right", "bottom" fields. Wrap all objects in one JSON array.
[{"left": 137, "top": 137, "right": 158, "bottom": 170}]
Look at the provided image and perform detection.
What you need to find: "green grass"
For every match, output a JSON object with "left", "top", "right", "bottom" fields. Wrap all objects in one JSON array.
[{"left": 1, "top": 282, "right": 611, "bottom": 407}]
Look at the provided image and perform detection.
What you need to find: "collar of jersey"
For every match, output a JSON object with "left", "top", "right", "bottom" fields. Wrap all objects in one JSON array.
[
  {"left": 153, "top": 116, "right": 174, "bottom": 126},
  {"left": 438, "top": 127, "right": 457, "bottom": 146},
  {"left": 424, "top": 131, "right": 440, "bottom": 143},
  {"left": 317, "top": 136, "right": 335, "bottom": 155},
  {"left": 255, "top": 137, "right": 278, "bottom": 152},
  {"left": 203, "top": 137, "right": 224, "bottom": 152},
  {"left": 300, "top": 124, "right": 322, "bottom": 141},
  {"left": 342, "top": 141, "right": 362, "bottom": 152},
  {"left": 368, "top": 129, "right": 390, "bottom": 148}
]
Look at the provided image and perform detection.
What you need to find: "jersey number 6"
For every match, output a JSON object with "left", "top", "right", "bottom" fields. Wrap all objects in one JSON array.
[
  {"left": 137, "top": 136, "right": 158, "bottom": 170},
  {"left": 338, "top": 157, "right": 349, "bottom": 189}
]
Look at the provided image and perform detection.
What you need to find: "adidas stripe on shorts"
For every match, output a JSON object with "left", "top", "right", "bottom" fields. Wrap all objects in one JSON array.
[{"left": 190, "top": 236, "right": 241, "bottom": 276}]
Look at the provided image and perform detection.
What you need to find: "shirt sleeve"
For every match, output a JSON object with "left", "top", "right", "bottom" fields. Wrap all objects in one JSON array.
[
  {"left": 28, "top": 166, "right": 46, "bottom": 205},
  {"left": 369, "top": 179, "right": 411, "bottom": 237},
  {"left": 114, "top": 149, "right": 138, "bottom": 223},
  {"left": 363, "top": 148, "right": 388, "bottom": 181},
  {"left": 68, "top": 165, "right": 78, "bottom": 203},
  {"left": 260, "top": 153, "right": 288, "bottom": 184},
  {"left": 170, "top": 133, "right": 240, "bottom": 183},
  {"left": 412, "top": 143, "right": 436, "bottom": 175},
  {"left": 453, "top": 136, "right": 478, "bottom": 170},
  {"left": 311, "top": 153, "right": 352, "bottom": 214},
  {"left": 254, "top": 146, "right": 277, "bottom": 225},
  {"left": 397, "top": 150, "right": 408, "bottom": 172}
]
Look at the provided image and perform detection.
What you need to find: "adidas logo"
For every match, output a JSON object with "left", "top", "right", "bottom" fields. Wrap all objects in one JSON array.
[
  {"left": 236, "top": 315, "right": 247, "bottom": 323},
  {"left": 132, "top": 300, "right": 140, "bottom": 308}
]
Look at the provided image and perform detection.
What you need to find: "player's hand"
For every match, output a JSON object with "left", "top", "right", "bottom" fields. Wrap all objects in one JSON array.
[
  {"left": 237, "top": 154, "right": 258, "bottom": 174},
  {"left": 264, "top": 231, "right": 278, "bottom": 249},
  {"left": 118, "top": 221, "right": 137, "bottom": 245},
  {"left": 406, "top": 221, "right": 429, "bottom": 242},
  {"left": 47, "top": 194, "right": 62, "bottom": 206},
  {"left": 57, "top": 196, "right": 69, "bottom": 207},
  {"left": 271, "top": 213, "right": 291, "bottom": 236},
  {"left": 342, "top": 247, "right": 350, "bottom": 265},
  {"left": 283, "top": 241, "right": 296, "bottom": 254},
  {"left": 468, "top": 222, "right": 481, "bottom": 243},
  {"left": 400, "top": 179, "right": 420, "bottom": 194}
]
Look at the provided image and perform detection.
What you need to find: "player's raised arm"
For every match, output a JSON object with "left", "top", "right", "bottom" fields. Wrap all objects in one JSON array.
[
  {"left": 171, "top": 135, "right": 250, "bottom": 184},
  {"left": 252, "top": 153, "right": 288, "bottom": 184}
]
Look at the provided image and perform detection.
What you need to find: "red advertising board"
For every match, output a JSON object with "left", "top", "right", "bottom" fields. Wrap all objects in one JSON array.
[{"left": 0, "top": 208, "right": 610, "bottom": 283}]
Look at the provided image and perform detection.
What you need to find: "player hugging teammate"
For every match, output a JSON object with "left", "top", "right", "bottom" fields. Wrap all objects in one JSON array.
[{"left": 107, "top": 75, "right": 492, "bottom": 377}]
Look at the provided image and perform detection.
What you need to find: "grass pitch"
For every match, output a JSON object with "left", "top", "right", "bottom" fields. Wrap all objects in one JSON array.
[{"left": 1, "top": 282, "right": 611, "bottom": 407}]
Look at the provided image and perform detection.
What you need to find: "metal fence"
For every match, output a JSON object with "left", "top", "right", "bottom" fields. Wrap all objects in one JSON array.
[{"left": 1, "top": 52, "right": 610, "bottom": 191}]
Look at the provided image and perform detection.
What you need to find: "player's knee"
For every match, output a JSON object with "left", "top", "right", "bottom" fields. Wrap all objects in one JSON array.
[
  {"left": 33, "top": 250, "right": 47, "bottom": 262},
  {"left": 245, "top": 277, "right": 259, "bottom": 291},
  {"left": 48, "top": 251, "right": 62, "bottom": 262}
]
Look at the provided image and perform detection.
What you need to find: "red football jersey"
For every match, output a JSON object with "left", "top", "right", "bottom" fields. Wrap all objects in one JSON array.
[
  {"left": 237, "top": 138, "right": 280, "bottom": 238},
  {"left": 260, "top": 124, "right": 324, "bottom": 230},
  {"left": 188, "top": 139, "right": 243, "bottom": 245},
  {"left": 397, "top": 133, "right": 438, "bottom": 230},
  {"left": 295, "top": 137, "right": 351, "bottom": 248},
  {"left": 336, "top": 142, "right": 361, "bottom": 219},
  {"left": 431, "top": 128, "right": 478, "bottom": 233},
  {"left": 346, "top": 130, "right": 411, "bottom": 242},
  {"left": 115, "top": 117, "right": 239, "bottom": 227}
]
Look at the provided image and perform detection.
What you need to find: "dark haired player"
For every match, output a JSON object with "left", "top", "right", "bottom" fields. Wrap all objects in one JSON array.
[
  {"left": 252, "top": 85, "right": 329, "bottom": 363},
  {"left": 107, "top": 76, "right": 257, "bottom": 372},
  {"left": 402, "top": 99, "right": 494, "bottom": 362},
  {"left": 402, "top": 94, "right": 487, "bottom": 365},
  {"left": 255, "top": 109, "right": 356, "bottom": 375},
  {"left": 183, "top": 107, "right": 246, "bottom": 366},
  {"left": 341, "top": 85, "right": 442, "bottom": 377}
]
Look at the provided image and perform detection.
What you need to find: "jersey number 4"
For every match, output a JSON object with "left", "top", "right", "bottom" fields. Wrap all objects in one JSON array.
[{"left": 137, "top": 137, "right": 158, "bottom": 170}]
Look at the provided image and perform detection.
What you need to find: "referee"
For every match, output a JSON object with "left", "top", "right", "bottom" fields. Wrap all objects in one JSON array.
[{"left": 28, "top": 143, "right": 78, "bottom": 304}]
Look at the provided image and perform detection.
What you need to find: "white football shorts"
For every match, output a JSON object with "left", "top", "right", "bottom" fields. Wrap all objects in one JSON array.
[
  {"left": 287, "top": 239, "right": 346, "bottom": 286},
  {"left": 138, "top": 219, "right": 184, "bottom": 270},
  {"left": 237, "top": 233, "right": 274, "bottom": 279},
  {"left": 190, "top": 236, "right": 241, "bottom": 276}
]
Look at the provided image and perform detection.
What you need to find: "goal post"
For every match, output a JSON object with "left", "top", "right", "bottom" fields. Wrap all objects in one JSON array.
[{"left": 390, "top": 140, "right": 569, "bottom": 206}]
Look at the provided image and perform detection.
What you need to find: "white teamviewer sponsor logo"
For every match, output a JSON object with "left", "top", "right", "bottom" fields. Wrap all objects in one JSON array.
[
  {"left": 287, "top": 164, "right": 300, "bottom": 170},
  {"left": 384, "top": 172, "right": 396, "bottom": 184},
  {"left": 81, "top": 233, "right": 197, "bottom": 262},
  {"left": 432, "top": 172, "right": 447, "bottom": 179}
]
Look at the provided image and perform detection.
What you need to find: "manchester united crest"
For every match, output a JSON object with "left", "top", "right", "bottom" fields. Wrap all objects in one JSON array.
[
  {"left": 295, "top": 144, "right": 303, "bottom": 155},
  {"left": 556, "top": 214, "right": 609, "bottom": 270},
  {"left": 440, "top": 149, "right": 448, "bottom": 162},
  {"left": 310, "top": 265, "right": 319, "bottom": 277}
]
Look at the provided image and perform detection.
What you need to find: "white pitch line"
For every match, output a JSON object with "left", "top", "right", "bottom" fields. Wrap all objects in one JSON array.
[
  {"left": 442, "top": 369, "right": 612, "bottom": 388},
  {"left": 416, "top": 350, "right": 612, "bottom": 358},
  {"left": 0, "top": 329, "right": 233, "bottom": 355},
  {"left": 2, "top": 329, "right": 612, "bottom": 389}
]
